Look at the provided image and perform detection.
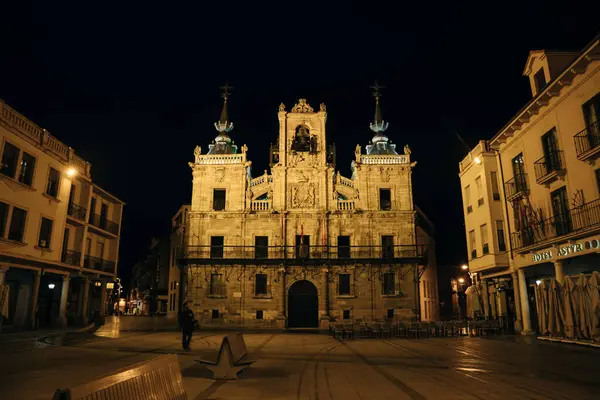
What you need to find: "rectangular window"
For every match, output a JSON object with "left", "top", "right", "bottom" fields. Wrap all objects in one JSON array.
[
  {"left": 534, "top": 69, "right": 547, "bottom": 93},
  {"left": 210, "top": 236, "right": 224, "bottom": 258},
  {"left": 0, "top": 142, "right": 20, "bottom": 179},
  {"left": 295, "top": 234, "right": 310, "bottom": 259},
  {"left": 387, "top": 309, "right": 394, "bottom": 319},
  {"left": 256, "top": 310, "right": 264, "bottom": 320},
  {"left": 211, "top": 309, "right": 220, "bottom": 319},
  {"left": 496, "top": 220, "right": 506, "bottom": 252},
  {"left": 383, "top": 272, "right": 395, "bottom": 295},
  {"left": 480, "top": 224, "right": 489, "bottom": 255},
  {"left": 8, "top": 207, "right": 27, "bottom": 242},
  {"left": 89, "top": 197, "right": 97, "bottom": 222},
  {"left": 255, "top": 236, "right": 268, "bottom": 259},
  {"left": 69, "top": 184, "right": 76, "bottom": 209},
  {"left": 542, "top": 128, "right": 560, "bottom": 172},
  {"left": 38, "top": 217, "right": 53, "bottom": 249},
  {"left": 490, "top": 171, "right": 500, "bottom": 201},
  {"left": 475, "top": 176, "right": 482, "bottom": 199},
  {"left": 511, "top": 153, "right": 527, "bottom": 193},
  {"left": 551, "top": 186, "right": 571, "bottom": 236},
  {"left": 381, "top": 235, "right": 394, "bottom": 259},
  {"left": 86, "top": 237, "right": 92, "bottom": 256},
  {"left": 583, "top": 93, "right": 600, "bottom": 127},
  {"left": 469, "top": 230, "right": 476, "bottom": 259},
  {"left": 213, "top": 189, "right": 226, "bottom": 211},
  {"left": 465, "top": 185, "right": 472, "bottom": 213},
  {"left": 210, "top": 274, "right": 223, "bottom": 296},
  {"left": 379, "top": 189, "right": 391, "bottom": 210},
  {"left": 0, "top": 201, "right": 8, "bottom": 238},
  {"left": 255, "top": 273, "right": 268, "bottom": 295},
  {"left": 338, "top": 273, "right": 351, "bottom": 295},
  {"left": 596, "top": 169, "right": 600, "bottom": 195},
  {"left": 337, "top": 235, "right": 350, "bottom": 258},
  {"left": 342, "top": 309, "right": 350, "bottom": 320},
  {"left": 18, "top": 152, "right": 36, "bottom": 186},
  {"left": 46, "top": 167, "right": 60, "bottom": 198}
]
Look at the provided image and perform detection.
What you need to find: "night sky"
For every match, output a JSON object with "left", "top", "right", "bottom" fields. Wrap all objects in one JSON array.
[{"left": 1, "top": 1, "right": 599, "bottom": 291}]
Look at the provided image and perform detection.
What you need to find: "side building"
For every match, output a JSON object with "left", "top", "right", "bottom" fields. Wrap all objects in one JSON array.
[
  {"left": 0, "top": 100, "right": 123, "bottom": 329},
  {"left": 459, "top": 34, "right": 600, "bottom": 334},
  {"left": 176, "top": 89, "right": 437, "bottom": 329}
]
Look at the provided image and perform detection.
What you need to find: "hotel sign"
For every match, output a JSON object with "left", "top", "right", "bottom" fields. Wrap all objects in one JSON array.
[{"left": 532, "top": 239, "right": 600, "bottom": 262}]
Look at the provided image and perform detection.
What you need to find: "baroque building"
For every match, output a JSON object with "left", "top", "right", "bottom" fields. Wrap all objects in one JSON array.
[{"left": 178, "top": 86, "right": 437, "bottom": 328}]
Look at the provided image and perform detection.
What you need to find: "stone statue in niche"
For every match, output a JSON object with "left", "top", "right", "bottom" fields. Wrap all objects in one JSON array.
[
  {"left": 194, "top": 145, "right": 202, "bottom": 163},
  {"left": 279, "top": 103, "right": 286, "bottom": 112},
  {"left": 355, "top": 144, "right": 361, "bottom": 161},
  {"left": 404, "top": 144, "right": 411, "bottom": 155},
  {"left": 351, "top": 160, "right": 358, "bottom": 180}
]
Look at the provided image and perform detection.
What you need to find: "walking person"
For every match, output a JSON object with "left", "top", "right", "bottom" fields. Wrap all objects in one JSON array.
[{"left": 180, "top": 302, "right": 195, "bottom": 351}]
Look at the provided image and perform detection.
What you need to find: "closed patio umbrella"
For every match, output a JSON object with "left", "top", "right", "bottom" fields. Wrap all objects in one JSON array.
[
  {"left": 536, "top": 280, "right": 549, "bottom": 336},
  {"left": 587, "top": 272, "right": 600, "bottom": 341},
  {"left": 547, "top": 279, "right": 564, "bottom": 337},
  {"left": 562, "top": 276, "right": 578, "bottom": 339},
  {"left": 576, "top": 274, "right": 594, "bottom": 340},
  {"left": 465, "top": 285, "right": 482, "bottom": 318}
]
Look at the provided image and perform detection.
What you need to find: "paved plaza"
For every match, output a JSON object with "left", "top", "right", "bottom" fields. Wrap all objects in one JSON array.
[{"left": 1, "top": 318, "right": 599, "bottom": 399}]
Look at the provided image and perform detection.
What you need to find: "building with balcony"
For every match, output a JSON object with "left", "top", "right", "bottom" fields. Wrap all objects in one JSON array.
[
  {"left": 0, "top": 100, "right": 123, "bottom": 329},
  {"left": 176, "top": 88, "right": 437, "bottom": 329},
  {"left": 459, "top": 34, "right": 600, "bottom": 334}
]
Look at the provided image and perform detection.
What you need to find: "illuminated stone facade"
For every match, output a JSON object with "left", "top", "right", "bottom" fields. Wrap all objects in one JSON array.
[{"left": 180, "top": 94, "right": 437, "bottom": 328}]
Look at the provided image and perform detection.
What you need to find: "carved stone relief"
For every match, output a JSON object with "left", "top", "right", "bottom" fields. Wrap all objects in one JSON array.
[
  {"left": 380, "top": 167, "right": 391, "bottom": 182},
  {"left": 290, "top": 183, "right": 317, "bottom": 208},
  {"left": 215, "top": 167, "right": 226, "bottom": 182}
]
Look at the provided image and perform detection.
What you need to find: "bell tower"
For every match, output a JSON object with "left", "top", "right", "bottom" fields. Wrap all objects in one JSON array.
[{"left": 270, "top": 99, "right": 335, "bottom": 212}]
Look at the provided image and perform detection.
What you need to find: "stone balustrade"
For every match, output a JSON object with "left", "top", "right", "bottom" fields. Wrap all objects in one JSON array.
[
  {"left": 250, "top": 199, "right": 270, "bottom": 211},
  {"left": 196, "top": 154, "right": 244, "bottom": 165},
  {"left": 361, "top": 154, "right": 409, "bottom": 165},
  {"left": 338, "top": 175, "right": 354, "bottom": 188},
  {"left": 1, "top": 100, "right": 44, "bottom": 143},
  {"left": 337, "top": 199, "right": 355, "bottom": 211},
  {"left": 46, "top": 134, "right": 70, "bottom": 160}
]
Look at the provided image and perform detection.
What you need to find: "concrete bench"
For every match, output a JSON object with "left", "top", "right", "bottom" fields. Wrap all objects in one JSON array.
[
  {"left": 195, "top": 333, "right": 257, "bottom": 380},
  {"left": 53, "top": 354, "right": 186, "bottom": 400}
]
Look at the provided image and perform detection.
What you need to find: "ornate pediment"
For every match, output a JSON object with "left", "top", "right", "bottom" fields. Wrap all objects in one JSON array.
[{"left": 291, "top": 99, "right": 314, "bottom": 113}]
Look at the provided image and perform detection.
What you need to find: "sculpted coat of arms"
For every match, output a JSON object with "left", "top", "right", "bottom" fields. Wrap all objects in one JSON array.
[{"left": 291, "top": 183, "right": 317, "bottom": 208}]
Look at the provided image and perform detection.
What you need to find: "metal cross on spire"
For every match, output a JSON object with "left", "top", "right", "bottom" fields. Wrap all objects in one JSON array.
[
  {"left": 215, "top": 82, "right": 234, "bottom": 133},
  {"left": 369, "top": 80, "right": 389, "bottom": 132}
]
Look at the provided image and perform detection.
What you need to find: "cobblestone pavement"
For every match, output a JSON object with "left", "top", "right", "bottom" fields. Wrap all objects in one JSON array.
[{"left": 1, "top": 320, "right": 599, "bottom": 399}]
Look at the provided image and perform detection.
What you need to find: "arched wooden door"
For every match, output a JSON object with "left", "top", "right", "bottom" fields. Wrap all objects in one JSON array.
[{"left": 287, "top": 280, "right": 318, "bottom": 328}]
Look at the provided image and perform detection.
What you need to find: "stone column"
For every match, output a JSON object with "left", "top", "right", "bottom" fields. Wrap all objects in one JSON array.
[
  {"left": 554, "top": 260, "right": 565, "bottom": 284},
  {"left": 0, "top": 266, "right": 8, "bottom": 285},
  {"left": 511, "top": 271, "right": 523, "bottom": 332},
  {"left": 57, "top": 275, "right": 70, "bottom": 328},
  {"left": 29, "top": 270, "right": 41, "bottom": 329},
  {"left": 99, "top": 280, "right": 107, "bottom": 317},
  {"left": 276, "top": 267, "right": 286, "bottom": 328},
  {"left": 79, "top": 277, "right": 90, "bottom": 325},
  {"left": 517, "top": 268, "right": 532, "bottom": 334}
]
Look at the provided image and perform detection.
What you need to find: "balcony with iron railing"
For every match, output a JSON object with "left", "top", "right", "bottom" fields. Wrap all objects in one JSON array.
[
  {"left": 574, "top": 120, "right": 600, "bottom": 161},
  {"left": 67, "top": 202, "right": 87, "bottom": 221},
  {"left": 61, "top": 249, "right": 81, "bottom": 267},
  {"left": 88, "top": 213, "right": 119, "bottom": 235},
  {"left": 510, "top": 198, "right": 600, "bottom": 251},
  {"left": 504, "top": 173, "right": 529, "bottom": 201},
  {"left": 534, "top": 151, "right": 566, "bottom": 185},
  {"left": 83, "top": 255, "right": 116, "bottom": 273},
  {"left": 180, "top": 244, "right": 427, "bottom": 265}
]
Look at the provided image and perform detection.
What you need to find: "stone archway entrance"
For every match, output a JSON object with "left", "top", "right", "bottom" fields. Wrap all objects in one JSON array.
[{"left": 287, "top": 280, "right": 318, "bottom": 328}]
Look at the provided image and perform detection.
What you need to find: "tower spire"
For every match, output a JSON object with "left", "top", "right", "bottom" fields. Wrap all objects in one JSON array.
[
  {"left": 369, "top": 80, "right": 389, "bottom": 133},
  {"left": 214, "top": 83, "right": 234, "bottom": 134}
]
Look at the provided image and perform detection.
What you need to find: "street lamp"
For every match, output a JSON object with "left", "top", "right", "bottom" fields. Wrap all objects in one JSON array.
[
  {"left": 461, "top": 264, "right": 469, "bottom": 271},
  {"left": 458, "top": 277, "right": 465, "bottom": 284}
]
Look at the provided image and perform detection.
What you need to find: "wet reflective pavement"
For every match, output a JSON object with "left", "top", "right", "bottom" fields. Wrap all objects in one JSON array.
[{"left": 0, "top": 320, "right": 599, "bottom": 399}]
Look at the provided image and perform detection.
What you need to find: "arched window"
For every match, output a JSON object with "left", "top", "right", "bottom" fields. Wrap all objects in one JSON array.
[{"left": 291, "top": 125, "right": 312, "bottom": 152}]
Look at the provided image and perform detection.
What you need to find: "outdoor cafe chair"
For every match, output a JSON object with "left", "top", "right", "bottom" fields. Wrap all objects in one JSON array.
[{"left": 370, "top": 323, "right": 382, "bottom": 339}]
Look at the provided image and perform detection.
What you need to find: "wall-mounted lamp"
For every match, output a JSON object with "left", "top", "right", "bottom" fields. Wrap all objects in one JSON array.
[
  {"left": 48, "top": 283, "right": 56, "bottom": 289},
  {"left": 66, "top": 167, "right": 77, "bottom": 177}
]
